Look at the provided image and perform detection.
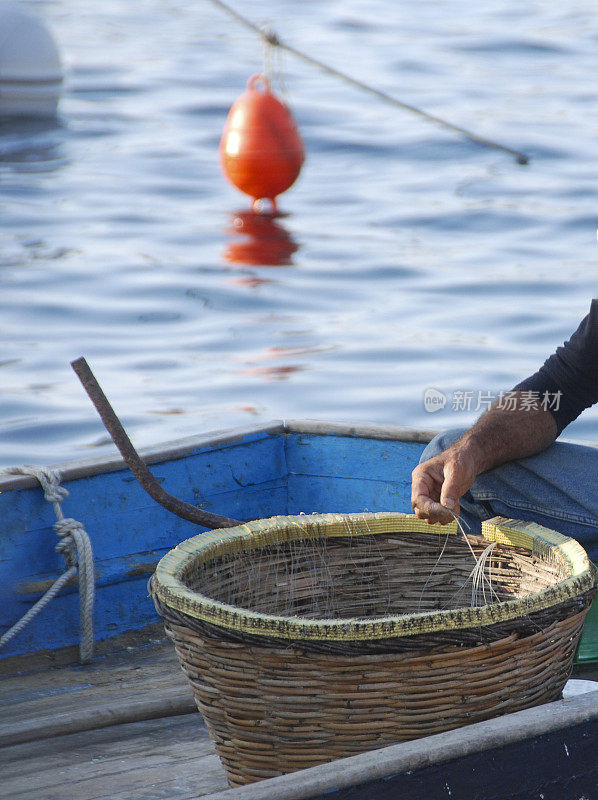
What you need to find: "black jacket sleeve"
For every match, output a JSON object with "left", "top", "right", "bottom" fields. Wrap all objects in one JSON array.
[{"left": 513, "top": 299, "right": 598, "bottom": 434}]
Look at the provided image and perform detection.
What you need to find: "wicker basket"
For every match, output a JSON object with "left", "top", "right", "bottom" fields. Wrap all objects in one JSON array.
[{"left": 150, "top": 512, "right": 596, "bottom": 786}]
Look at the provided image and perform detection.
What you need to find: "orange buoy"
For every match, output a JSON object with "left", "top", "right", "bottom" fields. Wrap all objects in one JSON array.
[{"left": 219, "top": 74, "right": 305, "bottom": 211}]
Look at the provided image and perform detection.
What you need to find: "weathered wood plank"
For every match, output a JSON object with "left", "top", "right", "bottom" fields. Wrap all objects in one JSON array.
[
  {"left": 284, "top": 433, "right": 425, "bottom": 515},
  {"left": 0, "top": 637, "right": 197, "bottom": 747},
  {"left": 283, "top": 420, "right": 437, "bottom": 443},
  {"left": 0, "top": 684, "right": 197, "bottom": 747},
  {"left": 1, "top": 639, "right": 229, "bottom": 799},
  {"left": 0, "top": 423, "right": 287, "bottom": 492},
  {"left": 1, "top": 714, "right": 228, "bottom": 800},
  {"left": 286, "top": 433, "right": 426, "bottom": 481},
  {"left": 287, "top": 474, "right": 415, "bottom": 516},
  {"left": 1, "top": 635, "right": 181, "bottom": 698}
]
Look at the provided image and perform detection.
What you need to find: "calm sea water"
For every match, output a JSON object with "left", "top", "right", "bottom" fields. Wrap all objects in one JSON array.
[{"left": 1, "top": 0, "right": 598, "bottom": 467}]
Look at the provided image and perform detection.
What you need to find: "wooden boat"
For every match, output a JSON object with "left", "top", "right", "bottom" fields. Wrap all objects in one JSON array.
[{"left": 2, "top": 421, "right": 597, "bottom": 800}]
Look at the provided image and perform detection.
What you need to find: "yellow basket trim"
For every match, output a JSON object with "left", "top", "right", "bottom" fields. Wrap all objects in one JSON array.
[
  {"left": 153, "top": 575, "right": 595, "bottom": 642},
  {"left": 153, "top": 513, "right": 597, "bottom": 643},
  {"left": 482, "top": 517, "right": 592, "bottom": 577},
  {"left": 162, "top": 512, "right": 457, "bottom": 570}
]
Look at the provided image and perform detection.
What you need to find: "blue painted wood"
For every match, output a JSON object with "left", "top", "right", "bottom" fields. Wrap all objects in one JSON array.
[
  {"left": 57, "top": 434, "right": 288, "bottom": 562},
  {"left": 7, "top": 576, "right": 164, "bottom": 655},
  {"left": 0, "top": 429, "right": 290, "bottom": 658},
  {"left": 288, "top": 475, "right": 414, "bottom": 515},
  {"left": 285, "top": 433, "right": 425, "bottom": 514},
  {"left": 2, "top": 425, "right": 595, "bottom": 665},
  {"left": 285, "top": 433, "right": 425, "bottom": 483}
]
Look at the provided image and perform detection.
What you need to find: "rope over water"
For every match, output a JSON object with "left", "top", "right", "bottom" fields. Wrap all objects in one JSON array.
[
  {"left": 208, "top": 0, "right": 529, "bottom": 165},
  {"left": 0, "top": 466, "right": 95, "bottom": 663}
]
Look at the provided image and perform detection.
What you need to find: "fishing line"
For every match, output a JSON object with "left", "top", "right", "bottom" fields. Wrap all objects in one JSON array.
[
  {"left": 207, "top": 0, "right": 529, "bottom": 165},
  {"left": 416, "top": 529, "right": 452, "bottom": 613},
  {"left": 444, "top": 507, "right": 501, "bottom": 606}
]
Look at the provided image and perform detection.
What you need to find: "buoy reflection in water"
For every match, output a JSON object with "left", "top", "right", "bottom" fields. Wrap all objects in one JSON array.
[{"left": 223, "top": 210, "right": 299, "bottom": 267}]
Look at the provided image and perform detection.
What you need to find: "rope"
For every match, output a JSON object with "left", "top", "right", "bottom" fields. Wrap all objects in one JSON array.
[
  {"left": 0, "top": 466, "right": 95, "bottom": 663},
  {"left": 0, "top": 567, "right": 77, "bottom": 649},
  {"left": 208, "top": 0, "right": 529, "bottom": 165}
]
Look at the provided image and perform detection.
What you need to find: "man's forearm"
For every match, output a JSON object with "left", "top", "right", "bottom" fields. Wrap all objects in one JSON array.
[
  {"left": 452, "top": 392, "right": 558, "bottom": 475},
  {"left": 412, "top": 392, "right": 560, "bottom": 523}
]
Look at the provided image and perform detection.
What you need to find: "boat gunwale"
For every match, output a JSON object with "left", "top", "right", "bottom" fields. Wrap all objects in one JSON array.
[{"left": 0, "top": 420, "right": 438, "bottom": 491}]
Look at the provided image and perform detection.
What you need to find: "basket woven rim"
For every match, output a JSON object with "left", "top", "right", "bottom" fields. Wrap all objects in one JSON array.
[{"left": 152, "top": 512, "right": 597, "bottom": 642}]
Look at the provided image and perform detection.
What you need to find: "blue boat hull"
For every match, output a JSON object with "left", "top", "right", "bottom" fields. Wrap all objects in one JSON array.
[
  {"left": 1, "top": 420, "right": 597, "bottom": 664},
  {"left": 0, "top": 422, "right": 428, "bottom": 660}
]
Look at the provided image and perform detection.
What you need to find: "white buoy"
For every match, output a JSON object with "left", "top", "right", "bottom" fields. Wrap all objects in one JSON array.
[{"left": 0, "top": 2, "right": 63, "bottom": 118}]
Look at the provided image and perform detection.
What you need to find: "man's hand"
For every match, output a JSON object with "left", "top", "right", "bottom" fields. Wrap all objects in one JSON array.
[
  {"left": 411, "top": 446, "right": 479, "bottom": 524},
  {"left": 410, "top": 395, "right": 558, "bottom": 525}
]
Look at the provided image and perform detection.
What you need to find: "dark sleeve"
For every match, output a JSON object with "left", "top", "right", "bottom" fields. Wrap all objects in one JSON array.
[{"left": 513, "top": 299, "right": 598, "bottom": 434}]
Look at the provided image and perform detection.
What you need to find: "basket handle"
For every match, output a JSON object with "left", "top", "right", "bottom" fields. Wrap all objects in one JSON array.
[{"left": 71, "top": 357, "right": 242, "bottom": 529}]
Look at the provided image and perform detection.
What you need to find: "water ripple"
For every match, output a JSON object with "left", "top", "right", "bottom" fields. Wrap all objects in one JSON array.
[{"left": 1, "top": 0, "right": 597, "bottom": 466}]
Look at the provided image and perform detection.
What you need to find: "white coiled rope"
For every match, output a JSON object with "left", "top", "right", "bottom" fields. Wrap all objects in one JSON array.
[{"left": 0, "top": 466, "right": 95, "bottom": 663}]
